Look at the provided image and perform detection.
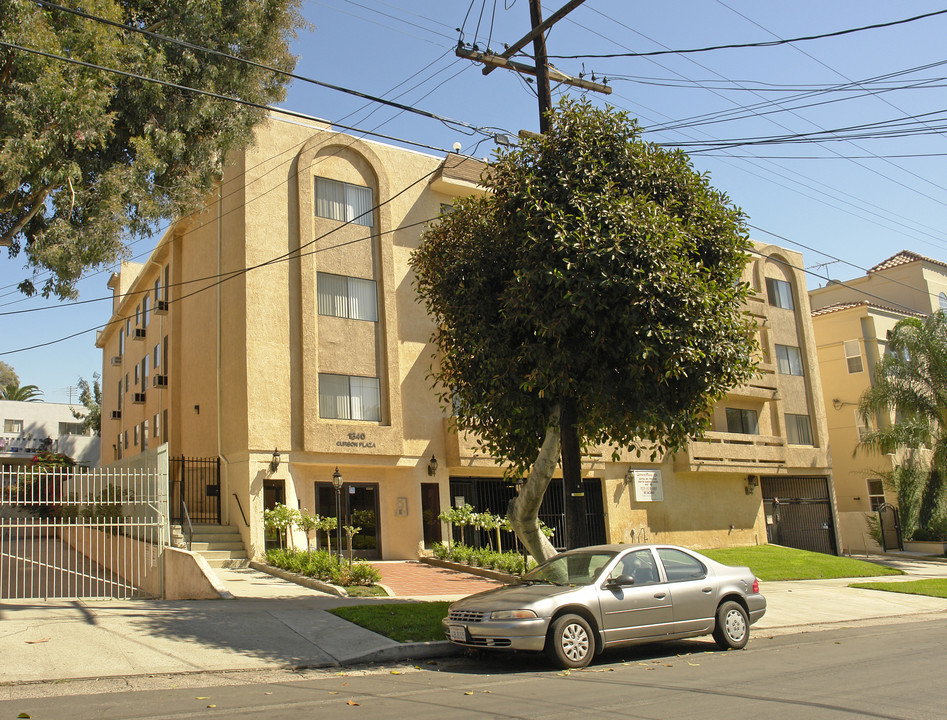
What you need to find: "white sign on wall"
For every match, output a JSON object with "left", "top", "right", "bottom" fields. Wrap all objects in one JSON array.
[{"left": 632, "top": 470, "right": 664, "bottom": 502}]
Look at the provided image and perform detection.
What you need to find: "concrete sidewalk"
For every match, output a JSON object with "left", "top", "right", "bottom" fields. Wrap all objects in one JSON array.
[{"left": 2, "top": 556, "right": 946, "bottom": 687}]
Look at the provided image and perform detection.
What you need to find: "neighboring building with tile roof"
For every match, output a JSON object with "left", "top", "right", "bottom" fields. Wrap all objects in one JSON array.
[{"left": 810, "top": 250, "right": 947, "bottom": 554}]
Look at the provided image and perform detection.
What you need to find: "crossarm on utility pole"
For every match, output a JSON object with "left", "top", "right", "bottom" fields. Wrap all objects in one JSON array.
[{"left": 482, "top": 0, "right": 587, "bottom": 75}]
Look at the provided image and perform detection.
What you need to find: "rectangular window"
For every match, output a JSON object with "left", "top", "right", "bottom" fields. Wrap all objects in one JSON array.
[
  {"left": 317, "top": 273, "right": 378, "bottom": 321},
  {"left": 154, "top": 343, "right": 160, "bottom": 369},
  {"left": 116, "top": 433, "right": 122, "bottom": 460},
  {"left": 786, "top": 414, "right": 813, "bottom": 445},
  {"left": 775, "top": 344, "right": 804, "bottom": 376},
  {"left": 154, "top": 278, "right": 161, "bottom": 304},
  {"left": 315, "top": 177, "right": 373, "bottom": 227},
  {"left": 867, "top": 478, "right": 886, "bottom": 511},
  {"left": 118, "top": 329, "right": 124, "bottom": 358},
  {"left": 318, "top": 374, "right": 381, "bottom": 421},
  {"left": 163, "top": 335, "right": 169, "bottom": 372},
  {"left": 141, "top": 420, "right": 148, "bottom": 451},
  {"left": 134, "top": 424, "right": 139, "bottom": 447},
  {"left": 135, "top": 304, "right": 140, "bottom": 326},
  {"left": 117, "top": 381, "right": 123, "bottom": 410},
  {"left": 134, "top": 364, "right": 140, "bottom": 385},
  {"left": 153, "top": 413, "right": 160, "bottom": 439},
  {"left": 123, "top": 429, "right": 128, "bottom": 450},
  {"left": 725, "top": 408, "right": 759, "bottom": 435},
  {"left": 126, "top": 318, "right": 131, "bottom": 335},
  {"left": 58, "top": 422, "right": 86, "bottom": 436},
  {"left": 844, "top": 340, "right": 863, "bottom": 374},
  {"left": 124, "top": 373, "right": 129, "bottom": 394},
  {"left": 163, "top": 265, "right": 169, "bottom": 300},
  {"left": 3, "top": 419, "right": 23, "bottom": 433},
  {"left": 162, "top": 409, "right": 168, "bottom": 443},
  {"left": 141, "top": 355, "right": 149, "bottom": 391},
  {"left": 142, "top": 295, "right": 150, "bottom": 328},
  {"left": 765, "top": 277, "right": 794, "bottom": 310}
]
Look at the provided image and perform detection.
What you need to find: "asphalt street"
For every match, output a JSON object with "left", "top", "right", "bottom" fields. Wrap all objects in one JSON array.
[{"left": 2, "top": 617, "right": 945, "bottom": 719}]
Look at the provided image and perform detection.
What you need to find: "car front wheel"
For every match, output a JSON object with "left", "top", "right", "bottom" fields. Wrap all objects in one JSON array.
[
  {"left": 546, "top": 613, "right": 593, "bottom": 669},
  {"left": 712, "top": 600, "right": 749, "bottom": 650}
]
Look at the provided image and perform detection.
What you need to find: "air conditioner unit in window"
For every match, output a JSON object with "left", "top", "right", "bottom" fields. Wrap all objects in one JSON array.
[
  {"left": 111, "top": 410, "right": 122, "bottom": 419},
  {"left": 133, "top": 392, "right": 146, "bottom": 404},
  {"left": 152, "top": 374, "right": 168, "bottom": 388},
  {"left": 132, "top": 328, "right": 146, "bottom": 340},
  {"left": 155, "top": 300, "right": 169, "bottom": 315},
  {"left": 110, "top": 356, "right": 122, "bottom": 366}
]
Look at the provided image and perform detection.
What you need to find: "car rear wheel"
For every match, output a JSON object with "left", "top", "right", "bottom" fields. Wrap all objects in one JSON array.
[
  {"left": 546, "top": 614, "right": 593, "bottom": 668},
  {"left": 712, "top": 600, "right": 749, "bottom": 650}
]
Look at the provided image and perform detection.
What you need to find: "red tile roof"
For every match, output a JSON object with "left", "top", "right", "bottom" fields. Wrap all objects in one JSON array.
[{"left": 868, "top": 250, "right": 947, "bottom": 273}]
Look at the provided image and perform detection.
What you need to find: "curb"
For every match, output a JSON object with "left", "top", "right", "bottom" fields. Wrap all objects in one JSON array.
[
  {"left": 347, "top": 640, "right": 463, "bottom": 665},
  {"left": 249, "top": 561, "right": 349, "bottom": 597}
]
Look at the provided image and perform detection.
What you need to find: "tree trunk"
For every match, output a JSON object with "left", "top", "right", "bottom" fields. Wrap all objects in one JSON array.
[
  {"left": 508, "top": 405, "right": 561, "bottom": 563},
  {"left": 560, "top": 396, "right": 588, "bottom": 549}
]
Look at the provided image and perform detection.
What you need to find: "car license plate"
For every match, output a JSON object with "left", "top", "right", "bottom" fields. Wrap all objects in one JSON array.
[{"left": 449, "top": 625, "right": 467, "bottom": 642}]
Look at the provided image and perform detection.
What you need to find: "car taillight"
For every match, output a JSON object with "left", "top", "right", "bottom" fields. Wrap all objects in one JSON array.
[{"left": 752, "top": 577, "right": 760, "bottom": 594}]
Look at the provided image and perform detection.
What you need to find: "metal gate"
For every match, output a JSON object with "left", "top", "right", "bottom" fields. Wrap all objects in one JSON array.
[
  {"left": 169, "top": 456, "right": 220, "bottom": 524},
  {"left": 448, "top": 477, "right": 606, "bottom": 551},
  {"left": 762, "top": 475, "right": 838, "bottom": 555},
  {"left": 1, "top": 465, "right": 167, "bottom": 600},
  {"left": 877, "top": 505, "right": 903, "bottom": 551}
]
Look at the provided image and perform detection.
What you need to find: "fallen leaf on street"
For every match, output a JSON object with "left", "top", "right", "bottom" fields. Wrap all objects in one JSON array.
[
  {"left": 686, "top": 662, "right": 700, "bottom": 667},
  {"left": 347, "top": 700, "right": 360, "bottom": 706},
  {"left": 25, "top": 638, "right": 49, "bottom": 644},
  {"left": 464, "top": 691, "right": 474, "bottom": 695},
  {"left": 390, "top": 670, "right": 402, "bottom": 675}
]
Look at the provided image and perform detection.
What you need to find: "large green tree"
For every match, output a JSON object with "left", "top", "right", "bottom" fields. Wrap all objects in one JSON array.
[
  {"left": 412, "top": 99, "right": 758, "bottom": 561},
  {"left": 1, "top": 0, "right": 304, "bottom": 298},
  {"left": 859, "top": 312, "right": 947, "bottom": 535},
  {"left": 0, "top": 361, "right": 17, "bottom": 387}
]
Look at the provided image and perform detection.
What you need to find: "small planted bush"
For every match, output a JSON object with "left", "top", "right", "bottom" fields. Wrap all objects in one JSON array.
[{"left": 265, "top": 548, "right": 381, "bottom": 586}]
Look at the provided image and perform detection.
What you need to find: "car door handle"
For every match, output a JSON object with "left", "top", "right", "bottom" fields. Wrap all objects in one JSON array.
[
  {"left": 702, "top": 587, "right": 713, "bottom": 594},
  {"left": 654, "top": 593, "right": 666, "bottom": 599}
]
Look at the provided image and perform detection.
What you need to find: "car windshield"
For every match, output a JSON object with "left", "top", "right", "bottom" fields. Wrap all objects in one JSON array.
[{"left": 521, "top": 551, "right": 617, "bottom": 586}]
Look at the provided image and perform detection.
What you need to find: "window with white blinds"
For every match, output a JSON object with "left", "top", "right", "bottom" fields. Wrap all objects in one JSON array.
[
  {"left": 318, "top": 374, "right": 381, "bottom": 422},
  {"left": 315, "top": 177, "right": 374, "bottom": 227},
  {"left": 317, "top": 273, "right": 377, "bottom": 322}
]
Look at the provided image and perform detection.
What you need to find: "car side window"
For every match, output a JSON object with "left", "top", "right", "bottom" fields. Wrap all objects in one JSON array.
[
  {"left": 616, "top": 549, "right": 660, "bottom": 586},
  {"left": 657, "top": 548, "right": 706, "bottom": 582}
]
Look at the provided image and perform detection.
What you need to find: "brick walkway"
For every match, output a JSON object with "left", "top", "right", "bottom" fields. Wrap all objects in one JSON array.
[{"left": 371, "top": 560, "right": 505, "bottom": 598}]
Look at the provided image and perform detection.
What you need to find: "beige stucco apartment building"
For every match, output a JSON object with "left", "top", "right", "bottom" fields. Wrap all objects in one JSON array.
[
  {"left": 96, "top": 114, "right": 836, "bottom": 561},
  {"left": 810, "top": 250, "right": 947, "bottom": 553}
]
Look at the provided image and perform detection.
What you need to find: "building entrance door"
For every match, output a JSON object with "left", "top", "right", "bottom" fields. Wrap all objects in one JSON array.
[
  {"left": 421, "top": 482, "right": 442, "bottom": 547},
  {"left": 315, "top": 482, "right": 380, "bottom": 559}
]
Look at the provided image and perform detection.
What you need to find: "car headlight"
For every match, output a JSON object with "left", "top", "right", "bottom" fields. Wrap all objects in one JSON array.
[{"left": 490, "top": 609, "right": 539, "bottom": 620}]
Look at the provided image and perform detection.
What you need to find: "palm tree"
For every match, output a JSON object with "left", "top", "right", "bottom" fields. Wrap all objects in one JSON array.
[
  {"left": 0, "top": 381, "right": 44, "bottom": 401},
  {"left": 859, "top": 312, "right": 947, "bottom": 532}
]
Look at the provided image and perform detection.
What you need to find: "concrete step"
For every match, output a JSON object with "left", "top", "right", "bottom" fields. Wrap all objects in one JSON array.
[
  {"left": 188, "top": 541, "right": 246, "bottom": 552},
  {"left": 205, "top": 558, "right": 251, "bottom": 569},
  {"left": 198, "top": 549, "right": 249, "bottom": 561}
]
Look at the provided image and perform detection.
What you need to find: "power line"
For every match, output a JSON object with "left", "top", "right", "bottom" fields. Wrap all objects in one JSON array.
[{"left": 549, "top": 8, "right": 947, "bottom": 59}]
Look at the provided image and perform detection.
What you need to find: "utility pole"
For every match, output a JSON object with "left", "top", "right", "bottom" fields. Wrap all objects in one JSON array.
[{"left": 456, "top": 0, "right": 609, "bottom": 550}]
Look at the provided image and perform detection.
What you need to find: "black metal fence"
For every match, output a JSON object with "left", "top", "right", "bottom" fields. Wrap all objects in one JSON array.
[
  {"left": 447, "top": 477, "right": 606, "bottom": 551},
  {"left": 169, "top": 456, "right": 220, "bottom": 524}
]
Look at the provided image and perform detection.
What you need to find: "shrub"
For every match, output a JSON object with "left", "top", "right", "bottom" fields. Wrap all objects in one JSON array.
[{"left": 264, "top": 547, "right": 381, "bottom": 587}]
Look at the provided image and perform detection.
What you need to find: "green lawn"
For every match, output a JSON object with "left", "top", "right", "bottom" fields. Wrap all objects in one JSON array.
[
  {"left": 701, "top": 545, "right": 903, "bottom": 581},
  {"left": 328, "top": 602, "right": 450, "bottom": 643},
  {"left": 850, "top": 579, "right": 947, "bottom": 598}
]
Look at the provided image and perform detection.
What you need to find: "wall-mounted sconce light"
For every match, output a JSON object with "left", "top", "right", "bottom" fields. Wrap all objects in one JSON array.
[
  {"left": 745, "top": 475, "right": 759, "bottom": 495},
  {"left": 270, "top": 448, "right": 280, "bottom": 472},
  {"left": 193, "top": 404, "right": 200, "bottom": 414},
  {"left": 624, "top": 467, "right": 634, "bottom": 484},
  {"left": 427, "top": 454, "right": 438, "bottom": 476}
]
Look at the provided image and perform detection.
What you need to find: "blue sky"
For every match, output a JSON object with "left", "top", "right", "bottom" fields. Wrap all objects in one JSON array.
[{"left": 3, "top": 0, "right": 947, "bottom": 402}]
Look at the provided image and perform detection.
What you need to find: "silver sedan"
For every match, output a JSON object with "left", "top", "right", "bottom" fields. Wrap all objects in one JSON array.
[{"left": 443, "top": 544, "right": 766, "bottom": 668}]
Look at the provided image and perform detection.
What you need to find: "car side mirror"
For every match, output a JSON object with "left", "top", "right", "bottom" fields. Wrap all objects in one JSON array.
[{"left": 606, "top": 574, "right": 635, "bottom": 588}]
